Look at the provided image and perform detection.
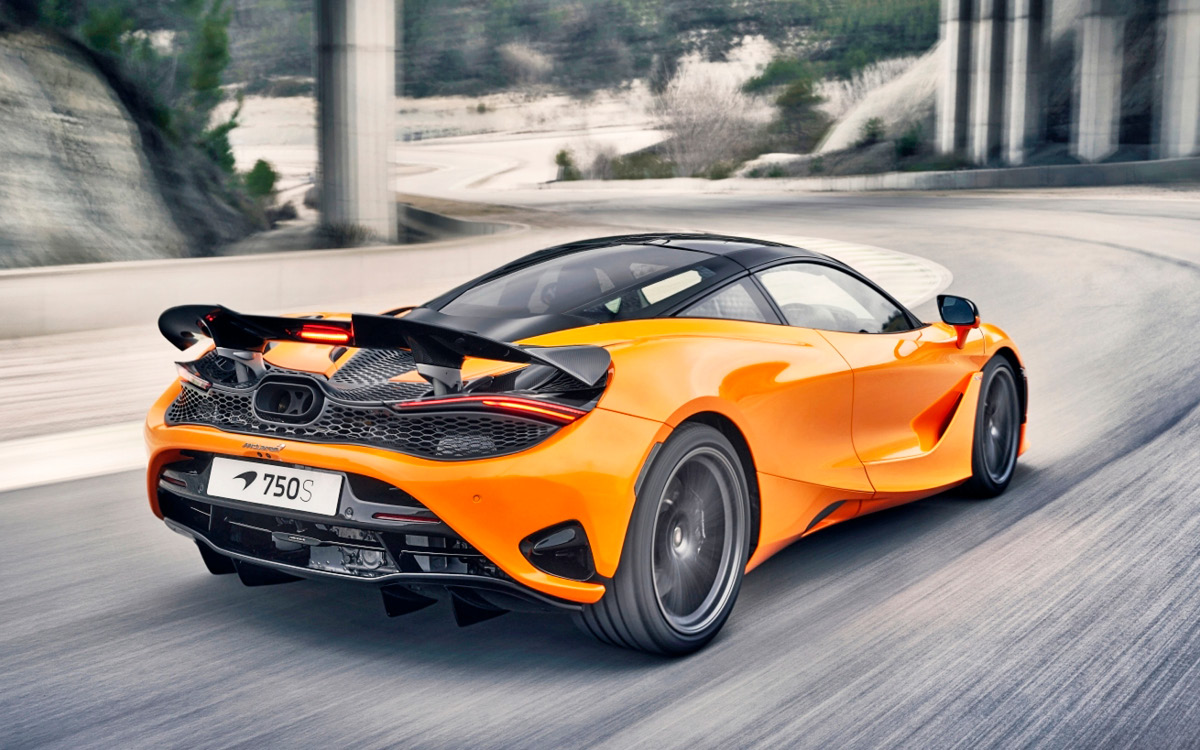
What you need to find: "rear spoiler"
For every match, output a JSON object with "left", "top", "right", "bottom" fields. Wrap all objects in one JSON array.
[{"left": 158, "top": 304, "right": 611, "bottom": 394}]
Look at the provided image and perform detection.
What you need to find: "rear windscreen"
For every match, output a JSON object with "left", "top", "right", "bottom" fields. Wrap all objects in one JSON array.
[{"left": 438, "top": 245, "right": 712, "bottom": 322}]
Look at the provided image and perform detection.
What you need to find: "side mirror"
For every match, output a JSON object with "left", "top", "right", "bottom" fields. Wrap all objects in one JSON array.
[{"left": 937, "top": 295, "right": 980, "bottom": 349}]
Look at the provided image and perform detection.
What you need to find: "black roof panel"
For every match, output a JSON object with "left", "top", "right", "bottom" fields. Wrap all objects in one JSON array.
[{"left": 416, "top": 233, "right": 855, "bottom": 340}]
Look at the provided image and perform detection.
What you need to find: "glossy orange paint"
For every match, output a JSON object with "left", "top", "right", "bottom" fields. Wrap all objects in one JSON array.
[
  {"left": 147, "top": 381, "right": 667, "bottom": 604},
  {"left": 146, "top": 314, "right": 1026, "bottom": 604}
]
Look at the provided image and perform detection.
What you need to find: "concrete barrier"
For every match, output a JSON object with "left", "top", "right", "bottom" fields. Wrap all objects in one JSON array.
[
  {"left": 399, "top": 203, "right": 508, "bottom": 238},
  {"left": 0, "top": 226, "right": 571, "bottom": 339},
  {"left": 548, "top": 156, "right": 1200, "bottom": 194},
  {"left": 799, "top": 156, "right": 1200, "bottom": 192}
]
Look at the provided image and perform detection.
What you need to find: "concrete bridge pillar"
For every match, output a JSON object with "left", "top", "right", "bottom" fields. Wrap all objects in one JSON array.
[
  {"left": 1072, "top": 0, "right": 1124, "bottom": 162},
  {"left": 968, "top": 0, "right": 1008, "bottom": 164},
  {"left": 316, "top": 0, "right": 397, "bottom": 242},
  {"left": 1159, "top": 0, "right": 1200, "bottom": 158},
  {"left": 1003, "top": 0, "right": 1043, "bottom": 165},
  {"left": 937, "top": 0, "right": 973, "bottom": 154}
]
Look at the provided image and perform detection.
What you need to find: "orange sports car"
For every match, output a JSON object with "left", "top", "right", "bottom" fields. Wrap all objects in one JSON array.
[{"left": 146, "top": 233, "right": 1027, "bottom": 654}]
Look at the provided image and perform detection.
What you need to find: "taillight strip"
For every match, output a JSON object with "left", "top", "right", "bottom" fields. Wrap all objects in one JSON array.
[
  {"left": 390, "top": 394, "right": 587, "bottom": 424},
  {"left": 479, "top": 398, "right": 584, "bottom": 423}
]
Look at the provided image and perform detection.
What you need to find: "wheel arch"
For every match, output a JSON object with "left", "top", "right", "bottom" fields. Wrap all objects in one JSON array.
[
  {"left": 674, "top": 411, "right": 762, "bottom": 560},
  {"left": 991, "top": 346, "right": 1027, "bottom": 424}
]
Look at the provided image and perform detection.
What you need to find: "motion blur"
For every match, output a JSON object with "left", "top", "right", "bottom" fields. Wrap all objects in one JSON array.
[{"left": 1, "top": 0, "right": 1198, "bottom": 746}]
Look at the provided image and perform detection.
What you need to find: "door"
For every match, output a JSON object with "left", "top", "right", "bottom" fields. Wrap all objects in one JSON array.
[{"left": 755, "top": 262, "right": 985, "bottom": 502}]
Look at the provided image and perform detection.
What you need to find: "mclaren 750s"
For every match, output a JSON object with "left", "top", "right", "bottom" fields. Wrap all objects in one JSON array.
[{"left": 146, "top": 233, "right": 1027, "bottom": 655}]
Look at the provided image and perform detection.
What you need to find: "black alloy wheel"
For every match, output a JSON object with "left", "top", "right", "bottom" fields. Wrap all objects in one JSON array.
[
  {"left": 965, "top": 357, "right": 1022, "bottom": 497},
  {"left": 577, "top": 423, "right": 751, "bottom": 655}
]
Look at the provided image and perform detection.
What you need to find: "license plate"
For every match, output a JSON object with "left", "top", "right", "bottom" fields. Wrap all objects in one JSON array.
[{"left": 207, "top": 457, "right": 343, "bottom": 516}]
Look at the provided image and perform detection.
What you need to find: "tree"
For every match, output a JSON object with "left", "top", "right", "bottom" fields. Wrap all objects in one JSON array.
[{"left": 773, "top": 67, "right": 829, "bottom": 152}]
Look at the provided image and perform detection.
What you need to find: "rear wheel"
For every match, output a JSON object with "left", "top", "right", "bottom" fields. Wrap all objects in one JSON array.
[
  {"left": 576, "top": 423, "right": 750, "bottom": 655},
  {"left": 964, "top": 357, "right": 1021, "bottom": 497}
]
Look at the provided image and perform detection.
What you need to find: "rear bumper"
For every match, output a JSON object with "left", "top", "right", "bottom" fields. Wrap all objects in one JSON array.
[
  {"left": 162, "top": 508, "right": 580, "bottom": 611},
  {"left": 146, "top": 382, "right": 669, "bottom": 604}
]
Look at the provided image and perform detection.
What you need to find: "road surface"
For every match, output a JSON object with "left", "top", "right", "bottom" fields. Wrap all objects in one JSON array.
[{"left": 4, "top": 187, "right": 1200, "bottom": 747}]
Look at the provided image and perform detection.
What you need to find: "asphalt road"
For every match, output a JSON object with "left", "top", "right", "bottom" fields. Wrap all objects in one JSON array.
[{"left": 5, "top": 188, "right": 1200, "bottom": 748}]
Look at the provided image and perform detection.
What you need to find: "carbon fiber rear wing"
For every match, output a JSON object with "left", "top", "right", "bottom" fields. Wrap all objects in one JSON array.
[{"left": 158, "top": 304, "right": 611, "bottom": 394}]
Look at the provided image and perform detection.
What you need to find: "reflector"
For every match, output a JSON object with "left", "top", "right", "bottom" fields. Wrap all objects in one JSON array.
[
  {"left": 176, "top": 363, "right": 211, "bottom": 390},
  {"left": 372, "top": 512, "right": 439, "bottom": 524}
]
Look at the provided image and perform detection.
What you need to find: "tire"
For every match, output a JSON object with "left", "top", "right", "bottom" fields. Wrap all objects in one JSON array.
[
  {"left": 576, "top": 423, "right": 751, "bottom": 655},
  {"left": 963, "top": 357, "right": 1022, "bottom": 498}
]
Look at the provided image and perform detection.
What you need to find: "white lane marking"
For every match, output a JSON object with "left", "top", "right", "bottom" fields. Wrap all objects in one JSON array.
[
  {"left": 0, "top": 422, "right": 144, "bottom": 494},
  {"left": 0, "top": 238, "right": 951, "bottom": 493}
]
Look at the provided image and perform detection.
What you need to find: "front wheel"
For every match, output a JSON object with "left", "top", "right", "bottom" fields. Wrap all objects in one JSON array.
[
  {"left": 963, "top": 357, "right": 1022, "bottom": 497},
  {"left": 576, "top": 423, "right": 751, "bottom": 655}
]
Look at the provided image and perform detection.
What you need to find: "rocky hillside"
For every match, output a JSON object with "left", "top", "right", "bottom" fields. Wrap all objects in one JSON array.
[{"left": 0, "top": 30, "right": 256, "bottom": 269}]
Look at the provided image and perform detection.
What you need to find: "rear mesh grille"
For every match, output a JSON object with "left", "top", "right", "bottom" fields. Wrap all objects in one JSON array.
[
  {"left": 191, "top": 349, "right": 429, "bottom": 402},
  {"left": 330, "top": 380, "right": 430, "bottom": 402},
  {"left": 329, "top": 349, "right": 427, "bottom": 401},
  {"left": 166, "top": 386, "right": 556, "bottom": 459},
  {"left": 536, "top": 370, "right": 591, "bottom": 393},
  {"left": 331, "top": 349, "right": 416, "bottom": 385}
]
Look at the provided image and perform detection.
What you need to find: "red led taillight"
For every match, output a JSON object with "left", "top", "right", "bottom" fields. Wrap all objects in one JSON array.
[
  {"left": 391, "top": 395, "right": 587, "bottom": 424},
  {"left": 478, "top": 398, "right": 586, "bottom": 423},
  {"left": 295, "top": 324, "right": 352, "bottom": 344}
]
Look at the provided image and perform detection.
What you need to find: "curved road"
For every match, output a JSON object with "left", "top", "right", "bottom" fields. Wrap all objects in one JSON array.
[{"left": 5, "top": 187, "right": 1200, "bottom": 747}]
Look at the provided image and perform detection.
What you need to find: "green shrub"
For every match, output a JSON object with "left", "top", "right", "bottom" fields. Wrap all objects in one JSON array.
[
  {"left": 808, "top": 156, "right": 826, "bottom": 175},
  {"left": 767, "top": 164, "right": 787, "bottom": 178},
  {"left": 609, "top": 151, "right": 675, "bottom": 180},
  {"left": 895, "top": 123, "right": 923, "bottom": 158},
  {"left": 776, "top": 75, "right": 819, "bottom": 113},
  {"left": 244, "top": 159, "right": 279, "bottom": 199},
  {"left": 817, "top": 0, "right": 938, "bottom": 79},
  {"left": 744, "top": 59, "right": 811, "bottom": 93},
  {"left": 80, "top": 4, "right": 133, "bottom": 56},
  {"left": 555, "top": 149, "right": 582, "bottom": 181},
  {"left": 770, "top": 73, "right": 829, "bottom": 153},
  {"left": 199, "top": 99, "right": 240, "bottom": 175},
  {"left": 900, "top": 154, "right": 973, "bottom": 172},
  {"left": 188, "top": 0, "right": 231, "bottom": 115},
  {"left": 857, "top": 117, "right": 886, "bottom": 147},
  {"left": 318, "top": 222, "right": 375, "bottom": 247},
  {"left": 702, "top": 161, "right": 735, "bottom": 180}
]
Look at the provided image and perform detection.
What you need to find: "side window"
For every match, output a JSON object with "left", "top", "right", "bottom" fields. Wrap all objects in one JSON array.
[
  {"left": 580, "top": 266, "right": 714, "bottom": 321},
  {"left": 757, "top": 264, "right": 912, "bottom": 334},
  {"left": 679, "top": 279, "right": 773, "bottom": 323}
]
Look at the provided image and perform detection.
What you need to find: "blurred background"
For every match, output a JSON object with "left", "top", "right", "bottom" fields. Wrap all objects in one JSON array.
[
  {"left": 0, "top": 0, "right": 1195, "bottom": 271},
  {"left": 3, "top": 2, "right": 1200, "bottom": 747}
]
